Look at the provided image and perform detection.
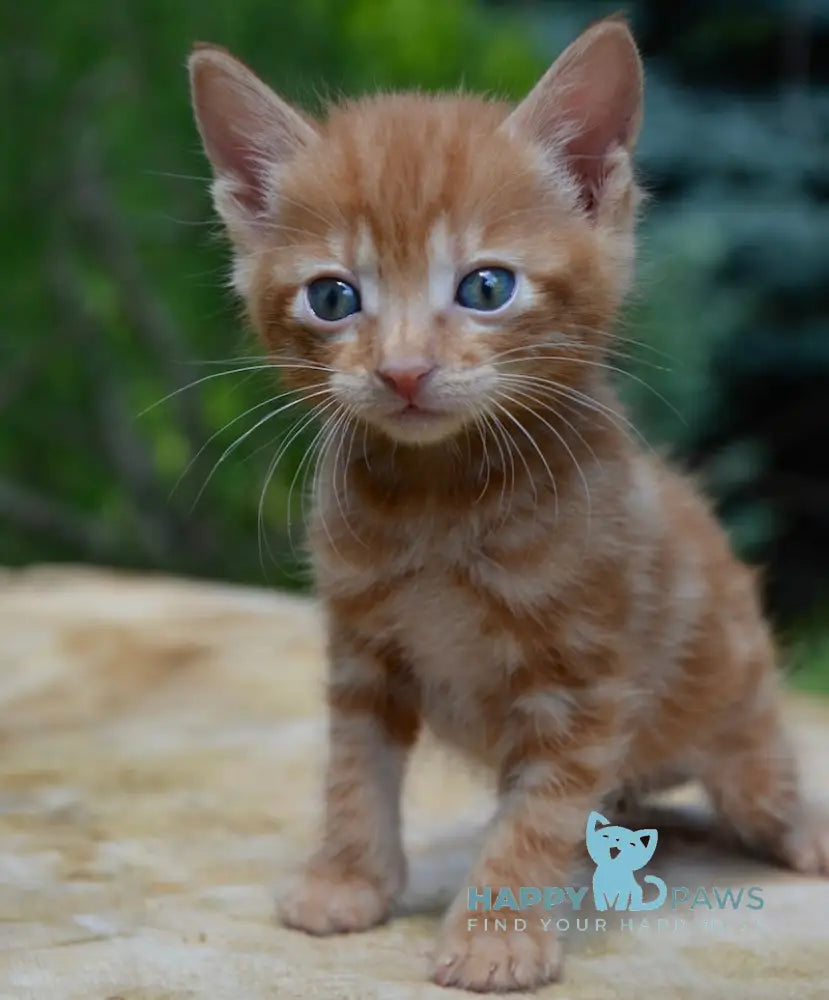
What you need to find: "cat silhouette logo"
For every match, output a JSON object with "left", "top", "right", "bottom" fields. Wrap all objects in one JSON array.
[{"left": 586, "top": 811, "right": 668, "bottom": 911}]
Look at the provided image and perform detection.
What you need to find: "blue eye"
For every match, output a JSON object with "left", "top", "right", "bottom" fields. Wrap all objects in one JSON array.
[
  {"left": 455, "top": 267, "right": 516, "bottom": 312},
  {"left": 306, "top": 277, "right": 361, "bottom": 322}
]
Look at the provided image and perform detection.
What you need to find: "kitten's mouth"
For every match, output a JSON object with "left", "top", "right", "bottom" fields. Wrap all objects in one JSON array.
[
  {"left": 374, "top": 402, "right": 466, "bottom": 445},
  {"left": 395, "top": 403, "right": 442, "bottom": 420},
  {"left": 609, "top": 847, "right": 621, "bottom": 860}
]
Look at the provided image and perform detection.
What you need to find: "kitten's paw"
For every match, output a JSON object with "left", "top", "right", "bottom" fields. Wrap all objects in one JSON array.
[
  {"left": 433, "top": 915, "right": 562, "bottom": 992},
  {"left": 779, "top": 820, "right": 829, "bottom": 876},
  {"left": 278, "top": 868, "right": 393, "bottom": 935}
]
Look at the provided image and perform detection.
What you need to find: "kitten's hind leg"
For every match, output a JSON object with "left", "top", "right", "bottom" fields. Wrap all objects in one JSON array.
[
  {"left": 702, "top": 689, "right": 829, "bottom": 875},
  {"left": 601, "top": 783, "right": 640, "bottom": 820},
  {"left": 601, "top": 766, "right": 693, "bottom": 824}
]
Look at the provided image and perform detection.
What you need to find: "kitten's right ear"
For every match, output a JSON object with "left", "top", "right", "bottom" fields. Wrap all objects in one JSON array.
[{"left": 188, "top": 44, "right": 318, "bottom": 241}]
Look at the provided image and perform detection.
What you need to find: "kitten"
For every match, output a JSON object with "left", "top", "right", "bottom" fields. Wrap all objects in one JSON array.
[
  {"left": 189, "top": 17, "right": 829, "bottom": 992},
  {"left": 585, "top": 810, "right": 666, "bottom": 912}
]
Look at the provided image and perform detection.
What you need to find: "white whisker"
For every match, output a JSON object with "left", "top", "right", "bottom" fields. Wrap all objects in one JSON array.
[
  {"left": 311, "top": 413, "right": 352, "bottom": 563},
  {"left": 139, "top": 363, "right": 335, "bottom": 416},
  {"left": 495, "top": 351, "right": 684, "bottom": 424},
  {"left": 497, "top": 384, "right": 593, "bottom": 532},
  {"left": 190, "top": 388, "right": 331, "bottom": 512},
  {"left": 491, "top": 401, "right": 551, "bottom": 513},
  {"left": 170, "top": 381, "right": 329, "bottom": 499},
  {"left": 329, "top": 407, "right": 364, "bottom": 547},
  {"left": 485, "top": 411, "right": 516, "bottom": 522},
  {"left": 471, "top": 414, "right": 491, "bottom": 504},
  {"left": 285, "top": 401, "right": 343, "bottom": 560},
  {"left": 502, "top": 372, "right": 654, "bottom": 453},
  {"left": 258, "top": 398, "right": 339, "bottom": 571}
]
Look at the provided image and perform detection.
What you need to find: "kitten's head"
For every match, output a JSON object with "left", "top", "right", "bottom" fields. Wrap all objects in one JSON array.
[
  {"left": 586, "top": 811, "right": 658, "bottom": 870},
  {"left": 189, "top": 18, "right": 643, "bottom": 446}
]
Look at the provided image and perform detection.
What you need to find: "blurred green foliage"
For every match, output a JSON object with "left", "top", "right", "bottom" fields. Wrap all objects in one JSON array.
[
  {"left": 2, "top": 0, "right": 545, "bottom": 587},
  {"left": 790, "top": 628, "right": 829, "bottom": 695},
  {"left": 2, "top": 2, "right": 828, "bottom": 660}
]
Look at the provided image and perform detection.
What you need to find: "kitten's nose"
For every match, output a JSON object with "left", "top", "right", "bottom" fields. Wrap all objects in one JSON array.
[{"left": 377, "top": 360, "right": 435, "bottom": 404}]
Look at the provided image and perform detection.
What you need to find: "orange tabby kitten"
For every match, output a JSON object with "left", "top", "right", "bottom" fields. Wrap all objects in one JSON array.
[{"left": 189, "top": 18, "right": 828, "bottom": 992}]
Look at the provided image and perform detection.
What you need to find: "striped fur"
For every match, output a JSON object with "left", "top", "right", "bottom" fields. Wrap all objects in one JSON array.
[{"left": 190, "top": 16, "right": 829, "bottom": 993}]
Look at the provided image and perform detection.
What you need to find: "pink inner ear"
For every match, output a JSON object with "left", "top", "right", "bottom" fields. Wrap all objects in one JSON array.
[
  {"left": 216, "top": 140, "right": 269, "bottom": 215},
  {"left": 564, "top": 85, "right": 636, "bottom": 211},
  {"left": 559, "top": 72, "right": 641, "bottom": 212},
  {"left": 506, "top": 21, "right": 643, "bottom": 216},
  {"left": 190, "top": 50, "right": 319, "bottom": 220},
  {"left": 192, "top": 79, "right": 273, "bottom": 214},
  {"left": 202, "top": 130, "right": 266, "bottom": 214}
]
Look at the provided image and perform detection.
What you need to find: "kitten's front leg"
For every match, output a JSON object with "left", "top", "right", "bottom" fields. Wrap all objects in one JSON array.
[
  {"left": 434, "top": 692, "right": 615, "bottom": 992},
  {"left": 279, "top": 631, "right": 419, "bottom": 935}
]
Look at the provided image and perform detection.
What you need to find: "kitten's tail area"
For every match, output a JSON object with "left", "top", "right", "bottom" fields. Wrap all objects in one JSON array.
[{"left": 640, "top": 876, "right": 668, "bottom": 910}]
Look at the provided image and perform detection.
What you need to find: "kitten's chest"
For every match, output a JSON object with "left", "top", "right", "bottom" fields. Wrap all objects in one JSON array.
[
  {"left": 371, "top": 557, "right": 521, "bottom": 760},
  {"left": 315, "top": 506, "right": 547, "bottom": 760}
]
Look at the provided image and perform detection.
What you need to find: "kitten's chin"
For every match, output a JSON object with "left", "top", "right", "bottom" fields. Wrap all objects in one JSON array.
[{"left": 371, "top": 409, "right": 468, "bottom": 446}]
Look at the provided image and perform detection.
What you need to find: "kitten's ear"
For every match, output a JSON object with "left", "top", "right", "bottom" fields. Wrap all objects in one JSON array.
[
  {"left": 188, "top": 44, "right": 318, "bottom": 241},
  {"left": 504, "top": 17, "right": 643, "bottom": 218}
]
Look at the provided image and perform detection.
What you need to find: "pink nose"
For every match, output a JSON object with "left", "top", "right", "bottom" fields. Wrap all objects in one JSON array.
[{"left": 377, "top": 361, "right": 435, "bottom": 404}]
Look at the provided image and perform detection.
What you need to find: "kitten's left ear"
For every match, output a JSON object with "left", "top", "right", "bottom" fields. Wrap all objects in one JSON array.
[
  {"left": 188, "top": 44, "right": 319, "bottom": 245},
  {"left": 504, "top": 16, "right": 643, "bottom": 221}
]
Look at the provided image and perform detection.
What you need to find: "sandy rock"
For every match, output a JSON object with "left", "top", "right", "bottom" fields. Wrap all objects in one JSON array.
[{"left": 1, "top": 565, "right": 828, "bottom": 999}]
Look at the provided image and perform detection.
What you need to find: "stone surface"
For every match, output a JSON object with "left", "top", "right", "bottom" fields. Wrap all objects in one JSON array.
[{"left": 1, "top": 564, "right": 828, "bottom": 999}]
